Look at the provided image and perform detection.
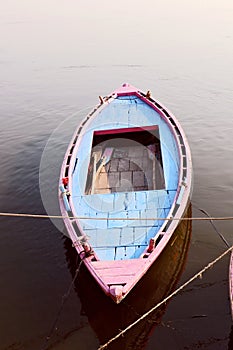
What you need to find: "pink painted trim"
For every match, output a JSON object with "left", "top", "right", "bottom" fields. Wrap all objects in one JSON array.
[
  {"left": 94, "top": 125, "right": 158, "bottom": 136},
  {"left": 113, "top": 83, "right": 139, "bottom": 95},
  {"left": 229, "top": 250, "right": 233, "bottom": 319}
]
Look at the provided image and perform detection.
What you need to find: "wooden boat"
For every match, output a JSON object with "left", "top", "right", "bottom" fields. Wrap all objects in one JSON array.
[{"left": 59, "top": 83, "right": 192, "bottom": 303}]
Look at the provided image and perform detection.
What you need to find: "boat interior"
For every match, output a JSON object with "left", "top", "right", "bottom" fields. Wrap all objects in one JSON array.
[{"left": 85, "top": 126, "right": 165, "bottom": 195}]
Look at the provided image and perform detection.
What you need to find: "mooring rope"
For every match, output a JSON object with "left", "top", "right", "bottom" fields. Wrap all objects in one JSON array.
[
  {"left": 193, "top": 205, "right": 231, "bottom": 248},
  {"left": 1, "top": 211, "right": 233, "bottom": 222},
  {"left": 97, "top": 244, "right": 233, "bottom": 350},
  {"left": 3, "top": 208, "right": 231, "bottom": 348},
  {"left": 40, "top": 259, "right": 83, "bottom": 350}
]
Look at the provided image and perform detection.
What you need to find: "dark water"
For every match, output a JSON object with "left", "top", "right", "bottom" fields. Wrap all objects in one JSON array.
[{"left": 1, "top": 1, "right": 233, "bottom": 349}]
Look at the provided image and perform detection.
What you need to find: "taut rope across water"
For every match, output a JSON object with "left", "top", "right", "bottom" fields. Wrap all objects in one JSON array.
[
  {"left": 97, "top": 244, "right": 233, "bottom": 349},
  {"left": 1, "top": 211, "right": 233, "bottom": 221},
  {"left": 2, "top": 209, "right": 232, "bottom": 349}
]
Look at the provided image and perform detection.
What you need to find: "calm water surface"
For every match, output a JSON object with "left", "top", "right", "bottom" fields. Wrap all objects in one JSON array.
[{"left": 0, "top": 1, "right": 233, "bottom": 349}]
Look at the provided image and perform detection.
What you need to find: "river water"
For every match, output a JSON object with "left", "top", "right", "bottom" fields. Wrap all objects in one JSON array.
[{"left": 0, "top": 1, "right": 233, "bottom": 349}]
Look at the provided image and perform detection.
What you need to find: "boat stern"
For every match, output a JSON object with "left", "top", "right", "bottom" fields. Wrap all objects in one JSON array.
[
  {"left": 88, "top": 258, "right": 149, "bottom": 303},
  {"left": 109, "top": 285, "right": 124, "bottom": 304}
]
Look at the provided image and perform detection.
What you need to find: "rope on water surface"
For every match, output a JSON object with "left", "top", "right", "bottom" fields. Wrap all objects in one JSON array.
[
  {"left": 3, "top": 209, "right": 232, "bottom": 348},
  {"left": 97, "top": 244, "right": 233, "bottom": 350},
  {"left": 193, "top": 205, "right": 231, "bottom": 248},
  {"left": 40, "top": 259, "right": 83, "bottom": 350},
  {"left": 1, "top": 211, "right": 233, "bottom": 221}
]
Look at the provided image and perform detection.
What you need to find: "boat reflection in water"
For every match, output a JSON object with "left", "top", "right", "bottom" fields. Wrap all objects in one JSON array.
[{"left": 64, "top": 203, "right": 192, "bottom": 349}]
